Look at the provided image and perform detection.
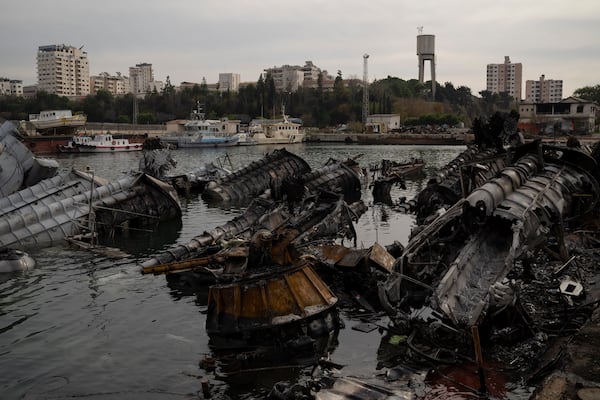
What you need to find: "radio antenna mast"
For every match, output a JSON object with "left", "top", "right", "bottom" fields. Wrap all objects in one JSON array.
[{"left": 362, "top": 53, "right": 370, "bottom": 127}]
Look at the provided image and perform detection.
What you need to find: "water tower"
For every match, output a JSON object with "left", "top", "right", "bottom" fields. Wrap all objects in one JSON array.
[{"left": 417, "top": 27, "right": 436, "bottom": 100}]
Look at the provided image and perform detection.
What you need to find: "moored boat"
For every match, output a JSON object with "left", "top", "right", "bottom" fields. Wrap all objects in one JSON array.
[
  {"left": 249, "top": 106, "right": 305, "bottom": 145},
  {"left": 178, "top": 110, "right": 240, "bottom": 148},
  {"left": 163, "top": 103, "right": 241, "bottom": 148},
  {"left": 177, "top": 130, "right": 239, "bottom": 148},
  {"left": 28, "top": 110, "right": 87, "bottom": 130},
  {"left": 59, "top": 133, "right": 144, "bottom": 153}
]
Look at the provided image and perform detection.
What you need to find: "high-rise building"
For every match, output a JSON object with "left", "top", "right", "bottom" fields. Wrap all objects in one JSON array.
[
  {"left": 486, "top": 56, "right": 522, "bottom": 100},
  {"left": 129, "top": 63, "right": 154, "bottom": 95},
  {"left": 90, "top": 72, "right": 130, "bottom": 95},
  {"left": 37, "top": 44, "right": 90, "bottom": 97},
  {"left": 525, "top": 74, "right": 563, "bottom": 103},
  {"left": 218, "top": 73, "right": 240, "bottom": 93}
]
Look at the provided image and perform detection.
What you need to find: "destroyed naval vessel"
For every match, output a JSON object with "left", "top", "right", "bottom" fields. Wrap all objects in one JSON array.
[{"left": 0, "top": 119, "right": 182, "bottom": 252}]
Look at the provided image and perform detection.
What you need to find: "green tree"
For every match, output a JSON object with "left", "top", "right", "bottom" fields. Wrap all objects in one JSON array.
[{"left": 574, "top": 85, "right": 600, "bottom": 103}]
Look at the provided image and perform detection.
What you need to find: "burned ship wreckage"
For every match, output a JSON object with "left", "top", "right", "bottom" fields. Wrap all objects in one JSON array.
[
  {"left": 375, "top": 116, "right": 600, "bottom": 398},
  {"left": 0, "top": 120, "right": 181, "bottom": 255},
  {"left": 140, "top": 114, "right": 600, "bottom": 398},
  {"left": 142, "top": 149, "right": 369, "bottom": 351}
]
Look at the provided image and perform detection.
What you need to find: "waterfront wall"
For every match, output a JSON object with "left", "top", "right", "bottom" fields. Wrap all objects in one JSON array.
[
  {"left": 306, "top": 131, "right": 474, "bottom": 145},
  {"left": 83, "top": 122, "right": 166, "bottom": 137}
]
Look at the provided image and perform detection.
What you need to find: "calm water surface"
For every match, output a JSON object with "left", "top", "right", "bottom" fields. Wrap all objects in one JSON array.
[{"left": 0, "top": 143, "right": 464, "bottom": 399}]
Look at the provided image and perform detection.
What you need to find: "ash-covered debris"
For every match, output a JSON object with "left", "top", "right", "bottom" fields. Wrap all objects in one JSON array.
[
  {"left": 371, "top": 139, "right": 600, "bottom": 397},
  {"left": 395, "top": 111, "right": 524, "bottom": 225},
  {"left": 140, "top": 123, "right": 600, "bottom": 398}
]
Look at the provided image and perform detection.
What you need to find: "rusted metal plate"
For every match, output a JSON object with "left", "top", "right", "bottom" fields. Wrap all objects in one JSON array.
[
  {"left": 206, "top": 264, "right": 337, "bottom": 335},
  {"left": 322, "top": 244, "right": 353, "bottom": 265},
  {"left": 369, "top": 242, "right": 395, "bottom": 273}
]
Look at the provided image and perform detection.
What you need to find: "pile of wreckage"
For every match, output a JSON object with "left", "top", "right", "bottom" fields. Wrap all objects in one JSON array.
[
  {"left": 4, "top": 109, "right": 600, "bottom": 398},
  {"left": 0, "top": 120, "right": 182, "bottom": 270},
  {"left": 138, "top": 112, "right": 600, "bottom": 399}
]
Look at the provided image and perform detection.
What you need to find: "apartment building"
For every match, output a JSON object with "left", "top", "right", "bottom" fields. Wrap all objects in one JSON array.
[
  {"left": 37, "top": 44, "right": 90, "bottom": 97},
  {"left": 218, "top": 73, "right": 240, "bottom": 93},
  {"left": 129, "top": 63, "right": 154, "bottom": 95},
  {"left": 264, "top": 61, "right": 331, "bottom": 92},
  {"left": 486, "top": 56, "right": 522, "bottom": 100},
  {"left": 0, "top": 78, "right": 23, "bottom": 96},
  {"left": 264, "top": 65, "right": 304, "bottom": 92},
  {"left": 525, "top": 74, "right": 563, "bottom": 103},
  {"left": 90, "top": 72, "right": 129, "bottom": 95}
]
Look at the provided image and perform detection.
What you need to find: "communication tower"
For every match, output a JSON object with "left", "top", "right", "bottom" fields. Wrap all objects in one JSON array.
[
  {"left": 362, "top": 53, "right": 369, "bottom": 126},
  {"left": 417, "top": 28, "right": 436, "bottom": 100}
]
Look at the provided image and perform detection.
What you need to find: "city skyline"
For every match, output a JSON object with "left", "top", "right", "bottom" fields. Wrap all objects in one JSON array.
[{"left": 2, "top": 0, "right": 599, "bottom": 98}]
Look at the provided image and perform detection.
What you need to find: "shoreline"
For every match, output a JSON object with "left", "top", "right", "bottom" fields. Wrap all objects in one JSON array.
[{"left": 305, "top": 131, "right": 474, "bottom": 145}]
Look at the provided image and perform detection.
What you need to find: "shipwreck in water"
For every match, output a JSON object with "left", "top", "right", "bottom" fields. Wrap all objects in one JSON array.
[
  {"left": 141, "top": 149, "right": 372, "bottom": 371},
  {"left": 367, "top": 117, "right": 600, "bottom": 397},
  {"left": 138, "top": 113, "right": 600, "bottom": 397},
  {"left": 251, "top": 113, "right": 600, "bottom": 399},
  {"left": 0, "top": 168, "right": 181, "bottom": 250},
  {"left": 0, "top": 120, "right": 182, "bottom": 252},
  {"left": 381, "top": 140, "right": 600, "bottom": 328},
  {"left": 142, "top": 152, "right": 366, "bottom": 269}
]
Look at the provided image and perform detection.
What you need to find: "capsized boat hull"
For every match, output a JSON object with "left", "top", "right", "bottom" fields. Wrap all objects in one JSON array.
[{"left": 0, "top": 170, "right": 181, "bottom": 250}]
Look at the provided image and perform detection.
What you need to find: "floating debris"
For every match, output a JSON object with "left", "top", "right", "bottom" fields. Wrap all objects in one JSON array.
[{"left": 0, "top": 248, "right": 35, "bottom": 273}]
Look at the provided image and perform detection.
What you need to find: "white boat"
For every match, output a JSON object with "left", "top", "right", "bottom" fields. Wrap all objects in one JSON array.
[
  {"left": 175, "top": 104, "right": 240, "bottom": 148},
  {"left": 160, "top": 103, "right": 241, "bottom": 148},
  {"left": 59, "top": 134, "right": 144, "bottom": 153},
  {"left": 249, "top": 107, "right": 305, "bottom": 145},
  {"left": 29, "top": 110, "right": 87, "bottom": 130},
  {"left": 177, "top": 131, "right": 239, "bottom": 148}
]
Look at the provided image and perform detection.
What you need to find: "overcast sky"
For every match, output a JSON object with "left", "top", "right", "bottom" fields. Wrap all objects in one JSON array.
[{"left": 2, "top": 0, "right": 599, "bottom": 97}]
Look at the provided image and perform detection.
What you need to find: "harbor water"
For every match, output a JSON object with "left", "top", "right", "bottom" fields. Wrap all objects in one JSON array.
[{"left": 0, "top": 143, "right": 465, "bottom": 399}]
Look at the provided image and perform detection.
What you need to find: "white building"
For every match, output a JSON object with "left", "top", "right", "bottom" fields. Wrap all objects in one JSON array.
[
  {"left": 37, "top": 44, "right": 90, "bottom": 97},
  {"left": 366, "top": 114, "right": 401, "bottom": 133},
  {"left": 90, "top": 72, "right": 129, "bottom": 95},
  {"left": 525, "top": 75, "right": 563, "bottom": 103},
  {"left": 264, "top": 61, "right": 331, "bottom": 92},
  {"left": 486, "top": 56, "right": 522, "bottom": 100},
  {"left": 0, "top": 78, "right": 23, "bottom": 96},
  {"left": 218, "top": 73, "right": 240, "bottom": 93},
  {"left": 129, "top": 63, "right": 154, "bottom": 95},
  {"left": 518, "top": 96, "right": 598, "bottom": 134}
]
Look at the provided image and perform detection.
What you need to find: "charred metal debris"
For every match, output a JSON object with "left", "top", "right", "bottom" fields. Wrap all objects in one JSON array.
[
  {"left": 375, "top": 138, "right": 600, "bottom": 397},
  {"left": 0, "top": 121, "right": 182, "bottom": 253},
  {"left": 140, "top": 114, "right": 600, "bottom": 398}
]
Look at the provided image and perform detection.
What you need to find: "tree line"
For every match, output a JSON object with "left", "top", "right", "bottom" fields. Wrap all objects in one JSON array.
[{"left": 1, "top": 73, "right": 597, "bottom": 129}]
